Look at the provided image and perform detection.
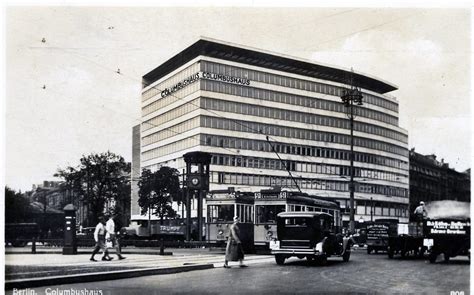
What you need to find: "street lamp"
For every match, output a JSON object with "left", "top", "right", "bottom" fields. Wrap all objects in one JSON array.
[{"left": 340, "top": 72, "right": 363, "bottom": 234}]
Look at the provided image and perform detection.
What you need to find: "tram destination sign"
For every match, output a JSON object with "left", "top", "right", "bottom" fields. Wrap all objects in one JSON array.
[
  {"left": 255, "top": 191, "right": 288, "bottom": 200},
  {"left": 160, "top": 71, "right": 251, "bottom": 98}
]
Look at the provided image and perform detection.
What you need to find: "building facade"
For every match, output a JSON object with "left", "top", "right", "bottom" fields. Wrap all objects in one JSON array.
[
  {"left": 409, "top": 148, "right": 470, "bottom": 220},
  {"left": 135, "top": 38, "right": 410, "bottom": 223}
]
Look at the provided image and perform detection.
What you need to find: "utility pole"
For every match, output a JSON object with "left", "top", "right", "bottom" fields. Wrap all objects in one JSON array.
[{"left": 340, "top": 70, "right": 363, "bottom": 234}]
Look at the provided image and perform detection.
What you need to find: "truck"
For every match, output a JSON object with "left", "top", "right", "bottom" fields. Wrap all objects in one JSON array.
[
  {"left": 387, "top": 222, "right": 425, "bottom": 259},
  {"left": 423, "top": 218, "right": 470, "bottom": 263},
  {"left": 366, "top": 219, "right": 398, "bottom": 254},
  {"left": 387, "top": 218, "right": 470, "bottom": 263}
]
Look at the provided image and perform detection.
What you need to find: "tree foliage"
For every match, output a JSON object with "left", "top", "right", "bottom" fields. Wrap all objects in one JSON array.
[
  {"left": 138, "top": 166, "right": 180, "bottom": 224},
  {"left": 5, "top": 186, "right": 31, "bottom": 223},
  {"left": 55, "top": 151, "right": 131, "bottom": 226}
]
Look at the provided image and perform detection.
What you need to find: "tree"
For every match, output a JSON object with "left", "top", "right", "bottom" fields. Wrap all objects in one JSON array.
[
  {"left": 55, "top": 151, "right": 131, "bottom": 226},
  {"left": 138, "top": 167, "right": 180, "bottom": 225},
  {"left": 5, "top": 186, "right": 31, "bottom": 223}
]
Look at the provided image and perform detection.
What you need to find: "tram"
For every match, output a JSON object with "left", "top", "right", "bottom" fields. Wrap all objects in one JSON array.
[
  {"left": 254, "top": 189, "right": 341, "bottom": 248},
  {"left": 206, "top": 189, "right": 254, "bottom": 251}
]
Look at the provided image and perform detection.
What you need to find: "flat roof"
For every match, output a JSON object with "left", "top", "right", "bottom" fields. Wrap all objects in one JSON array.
[{"left": 143, "top": 37, "right": 397, "bottom": 94}]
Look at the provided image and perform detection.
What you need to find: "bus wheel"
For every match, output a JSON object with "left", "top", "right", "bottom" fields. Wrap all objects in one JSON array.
[{"left": 275, "top": 255, "right": 285, "bottom": 265}]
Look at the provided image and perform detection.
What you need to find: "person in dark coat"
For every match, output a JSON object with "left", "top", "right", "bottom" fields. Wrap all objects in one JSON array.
[{"left": 224, "top": 216, "right": 247, "bottom": 268}]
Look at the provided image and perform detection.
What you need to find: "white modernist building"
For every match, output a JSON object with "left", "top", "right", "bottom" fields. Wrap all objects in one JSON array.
[{"left": 132, "top": 37, "right": 410, "bottom": 224}]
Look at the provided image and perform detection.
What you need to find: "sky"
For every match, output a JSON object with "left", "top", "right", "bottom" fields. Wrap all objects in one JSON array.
[{"left": 4, "top": 4, "right": 472, "bottom": 192}]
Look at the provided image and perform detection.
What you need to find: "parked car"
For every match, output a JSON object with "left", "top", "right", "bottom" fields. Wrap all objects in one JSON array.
[{"left": 270, "top": 212, "right": 352, "bottom": 265}]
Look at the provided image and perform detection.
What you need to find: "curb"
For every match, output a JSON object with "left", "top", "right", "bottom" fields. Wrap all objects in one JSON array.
[{"left": 5, "top": 264, "right": 214, "bottom": 290}]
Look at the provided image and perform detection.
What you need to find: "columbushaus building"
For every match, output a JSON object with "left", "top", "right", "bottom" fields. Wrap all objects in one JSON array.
[{"left": 136, "top": 37, "right": 410, "bottom": 224}]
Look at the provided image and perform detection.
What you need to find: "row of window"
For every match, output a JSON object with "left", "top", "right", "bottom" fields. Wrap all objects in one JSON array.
[
  {"left": 201, "top": 79, "right": 399, "bottom": 126},
  {"left": 210, "top": 153, "right": 407, "bottom": 183},
  {"left": 201, "top": 134, "right": 408, "bottom": 170},
  {"left": 143, "top": 62, "right": 200, "bottom": 101},
  {"left": 201, "top": 116, "right": 408, "bottom": 157},
  {"left": 410, "top": 164, "right": 442, "bottom": 177},
  {"left": 142, "top": 98, "right": 200, "bottom": 132},
  {"left": 201, "top": 97, "right": 407, "bottom": 143},
  {"left": 142, "top": 116, "right": 200, "bottom": 147},
  {"left": 353, "top": 200, "right": 408, "bottom": 217},
  {"left": 211, "top": 171, "right": 408, "bottom": 198},
  {"left": 142, "top": 82, "right": 199, "bottom": 116},
  {"left": 142, "top": 135, "right": 199, "bottom": 162},
  {"left": 201, "top": 61, "right": 399, "bottom": 112}
]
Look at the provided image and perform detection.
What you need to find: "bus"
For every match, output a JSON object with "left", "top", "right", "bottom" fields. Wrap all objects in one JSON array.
[
  {"left": 254, "top": 189, "right": 341, "bottom": 248},
  {"left": 206, "top": 189, "right": 254, "bottom": 251}
]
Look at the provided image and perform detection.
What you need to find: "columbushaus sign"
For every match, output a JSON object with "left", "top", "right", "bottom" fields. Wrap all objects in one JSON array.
[{"left": 160, "top": 71, "right": 251, "bottom": 98}]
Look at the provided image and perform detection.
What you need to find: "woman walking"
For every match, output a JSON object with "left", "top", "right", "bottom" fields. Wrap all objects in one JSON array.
[{"left": 224, "top": 216, "right": 247, "bottom": 268}]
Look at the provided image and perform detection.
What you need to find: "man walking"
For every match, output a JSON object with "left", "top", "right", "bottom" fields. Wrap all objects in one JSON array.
[
  {"left": 90, "top": 216, "right": 112, "bottom": 261},
  {"left": 105, "top": 214, "right": 126, "bottom": 260}
]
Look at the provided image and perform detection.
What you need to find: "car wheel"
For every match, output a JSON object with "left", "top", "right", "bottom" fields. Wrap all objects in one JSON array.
[
  {"left": 317, "top": 255, "right": 327, "bottom": 266},
  {"left": 343, "top": 251, "right": 351, "bottom": 262},
  {"left": 275, "top": 255, "right": 285, "bottom": 265}
]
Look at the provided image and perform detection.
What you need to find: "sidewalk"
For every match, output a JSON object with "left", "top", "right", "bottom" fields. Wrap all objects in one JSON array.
[{"left": 5, "top": 247, "right": 274, "bottom": 290}]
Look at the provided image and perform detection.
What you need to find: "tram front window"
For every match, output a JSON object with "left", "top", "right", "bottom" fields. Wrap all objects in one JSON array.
[
  {"left": 208, "top": 205, "right": 234, "bottom": 222},
  {"left": 256, "top": 205, "right": 285, "bottom": 224}
]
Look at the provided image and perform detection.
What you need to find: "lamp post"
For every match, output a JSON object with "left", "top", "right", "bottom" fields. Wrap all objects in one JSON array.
[{"left": 340, "top": 75, "right": 363, "bottom": 234}]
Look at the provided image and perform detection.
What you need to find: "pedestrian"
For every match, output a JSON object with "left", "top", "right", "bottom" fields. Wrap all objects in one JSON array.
[
  {"left": 223, "top": 216, "right": 247, "bottom": 268},
  {"left": 105, "top": 213, "right": 126, "bottom": 260},
  {"left": 90, "top": 216, "right": 112, "bottom": 261}
]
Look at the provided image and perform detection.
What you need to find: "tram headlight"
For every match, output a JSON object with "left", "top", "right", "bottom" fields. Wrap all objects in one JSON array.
[{"left": 218, "top": 230, "right": 224, "bottom": 235}]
